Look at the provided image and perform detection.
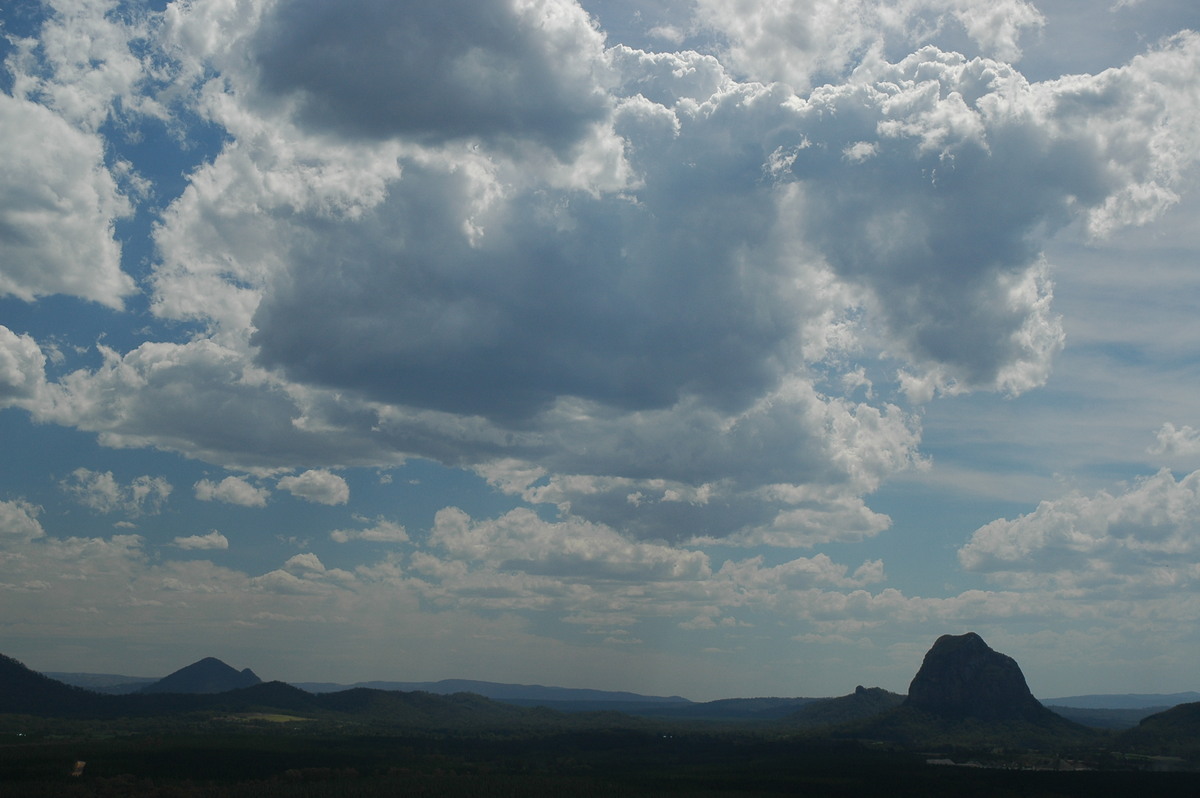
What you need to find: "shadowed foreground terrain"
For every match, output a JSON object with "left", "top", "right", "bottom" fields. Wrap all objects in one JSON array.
[
  {"left": 3, "top": 724, "right": 1200, "bottom": 798},
  {"left": 4, "top": 636, "right": 1200, "bottom": 796}
]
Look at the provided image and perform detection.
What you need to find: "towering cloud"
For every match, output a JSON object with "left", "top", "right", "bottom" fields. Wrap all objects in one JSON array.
[{"left": 1, "top": 1, "right": 1184, "bottom": 549}]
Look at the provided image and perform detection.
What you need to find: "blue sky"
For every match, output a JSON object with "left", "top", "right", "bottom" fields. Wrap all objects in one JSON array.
[{"left": 1, "top": 0, "right": 1199, "bottom": 701}]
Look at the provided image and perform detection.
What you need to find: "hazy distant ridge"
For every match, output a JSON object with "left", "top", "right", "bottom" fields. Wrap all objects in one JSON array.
[
  {"left": 292, "top": 678, "right": 690, "bottom": 704},
  {"left": 1042, "top": 692, "right": 1200, "bottom": 709},
  {"left": 43, "top": 671, "right": 158, "bottom": 694},
  {"left": 43, "top": 669, "right": 1200, "bottom": 713}
]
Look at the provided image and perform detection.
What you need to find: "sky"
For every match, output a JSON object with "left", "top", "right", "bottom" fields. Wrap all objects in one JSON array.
[{"left": 1, "top": 0, "right": 1199, "bottom": 702}]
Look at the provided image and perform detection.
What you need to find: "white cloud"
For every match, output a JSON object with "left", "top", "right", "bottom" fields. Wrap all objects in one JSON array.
[
  {"left": 0, "top": 1, "right": 160, "bottom": 330},
  {"left": 6, "top": 0, "right": 162, "bottom": 130},
  {"left": 723, "top": 493, "right": 894, "bottom": 548},
  {"left": 692, "top": 0, "right": 1044, "bottom": 89},
  {"left": 195, "top": 476, "right": 270, "bottom": 507},
  {"left": 2, "top": 1, "right": 1197, "bottom": 561},
  {"left": 277, "top": 470, "right": 349, "bottom": 505},
  {"left": 25, "top": 339, "right": 397, "bottom": 471},
  {"left": 0, "top": 327, "right": 47, "bottom": 406},
  {"left": 429, "top": 506, "right": 712, "bottom": 582},
  {"left": 284, "top": 552, "right": 325, "bottom": 572},
  {"left": 251, "top": 567, "right": 330, "bottom": 595},
  {"left": 60, "top": 468, "right": 172, "bottom": 516},
  {"left": 8, "top": 8, "right": 1184, "bottom": 548},
  {"left": 0, "top": 94, "right": 134, "bottom": 307},
  {"left": 173, "top": 530, "right": 229, "bottom": 551},
  {"left": 330, "top": 518, "right": 408, "bottom": 544},
  {"left": 0, "top": 499, "right": 45, "bottom": 542},
  {"left": 959, "top": 468, "right": 1200, "bottom": 596},
  {"left": 716, "top": 553, "right": 886, "bottom": 590},
  {"left": 1150, "top": 423, "right": 1200, "bottom": 458}
]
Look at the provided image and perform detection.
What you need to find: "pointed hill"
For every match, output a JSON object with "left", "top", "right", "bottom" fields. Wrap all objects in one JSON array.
[
  {"left": 844, "top": 633, "right": 1096, "bottom": 749},
  {"left": 140, "top": 657, "right": 262, "bottom": 694}
]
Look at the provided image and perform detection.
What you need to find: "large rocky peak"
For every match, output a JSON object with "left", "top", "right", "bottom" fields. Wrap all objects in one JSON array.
[{"left": 904, "top": 632, "right": 1052, "bottom": 722}]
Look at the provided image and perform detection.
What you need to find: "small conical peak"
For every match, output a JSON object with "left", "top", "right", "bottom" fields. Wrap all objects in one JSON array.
[{"left": 140, "top": 657, "right": 262, "bottom": 694}]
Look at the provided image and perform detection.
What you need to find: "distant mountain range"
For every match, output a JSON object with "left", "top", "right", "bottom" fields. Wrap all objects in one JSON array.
[
  {"left": 292, "top": 678, "right": 689, "bottom": 705},
  {"left": 42, "top": 671, "right": 157, "bottom": 694},
  {"left": 7, "top": 635, "right": 1200, "bottom": 758},
  {"left": 44, "top": 665, "right": 1198, "bottom": 720},
  {"left": 1044, "top": 691, "right": 1200, "bottom": 709}
]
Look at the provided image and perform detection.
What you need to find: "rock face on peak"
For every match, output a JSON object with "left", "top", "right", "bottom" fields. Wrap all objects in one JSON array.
[
  {"left": 904, "top": 632, "right": 1055, "bottom": 723},
  {"left": 140, "top": 657, "right": 262, "bottom": 695}
]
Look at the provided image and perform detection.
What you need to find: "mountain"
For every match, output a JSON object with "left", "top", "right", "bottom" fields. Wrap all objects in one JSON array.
[
  {"left": 1115, "top": 701, "right": 1200, "bottom": 760},
  {"left": 1043, "top": 691, "right": 1200, "bottom": 710},
  {"left": 903, "top": 632, "right": 1056, "bottom": 722},
  {"left": 787, "top": 686, "right": 903, "bottom": 727},
  {"left": 292, "top": 678, "right": 689, "bottom": 705},
  {"left": 1045, "top": 704, "right": 1170, "bottom": 730},
  {"left": 44, "top": 671, "right": 158, "bottom": 694},
  {"left": 1, "top": 653, "right": 572, "bottom": 729},
  {"left": 140, "top": 657, "right": 262, "bottom": 694},
  {"left": 0, "top": 653, "right": 103, "bottom": 715},
  {"left": 846, "top": 632, "right": 1094, "bottom": 748},
  {"left": 598, "top": 696, "right": 819, "bottom": 721}
]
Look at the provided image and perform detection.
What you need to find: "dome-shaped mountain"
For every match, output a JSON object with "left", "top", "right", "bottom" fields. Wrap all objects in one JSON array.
[
  {"left": 140, "top": 657, "right": 262, "bottom": 695},
  {"left": 903, "top": 632, "right": 1057, "bottom": 723},
  {"left": 844, "top": 633, "right": 1095, "bottom": 749}
]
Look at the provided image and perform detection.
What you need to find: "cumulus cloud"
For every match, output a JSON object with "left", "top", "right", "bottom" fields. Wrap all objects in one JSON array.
[
  {"left": 247, "top": 0, "right": 611, "bottom": 152},
  {"left": 0, "top": 94, "right": 134, "bottom": 307},
  {"left": 195, "top": 476, "right": 270, "bottom": 508},
  {"left": 6, "top": 0, "right": 162, "bottom": 130},
  {"left": 60, "top": 468, "right": 172, "bottom": 516},
  {"left": 0, "top": 499, "right": 45, "bottom": 542},
  {"left": 717, "top": 552, "right": 886, "bottom": 590},
  {"left": 330, "top": 518, "right": 408, "bottom": 544},
  {"left": 25, "top": 339, "right": 396, "bottom": 471},
  {"left": 0, "top": 0, "right": 162, "bottom": 309},
  {"left": 277, "top": 470, "right": 350, "bottom": 505},
  {"left": 173, "top": 530, "right": 229, "bottom": 550},
  {"left": 0, "top": 326, "right": 47, "bottom": 406},
  {"left": 429, "top": 507, "right": 712, "bottom": 582},
  {"left": 959, "top": 469, "right": 1200, "bottom": 596},
  {"left": 692, "top": 0, "right": 1044, "bottom": 89},
  {"left": 283, "top": 552, "right": 325, "bottom": 572},
  {"left": 1150, "top": 423, "right": 1200, "bottom": 458},
  {"left": 4, "top": 0, "right": 1198, "bottom": 553}
]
